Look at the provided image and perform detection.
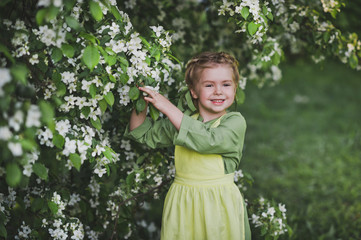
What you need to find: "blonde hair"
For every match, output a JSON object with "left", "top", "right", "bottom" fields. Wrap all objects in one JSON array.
[{"left": 185, "top": 52, "right": 240, "bottom": 90}]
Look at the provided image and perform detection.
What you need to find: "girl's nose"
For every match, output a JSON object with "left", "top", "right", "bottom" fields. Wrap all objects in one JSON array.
[{"left": 214, "top": 85, "right": 222, "bottom": 94}]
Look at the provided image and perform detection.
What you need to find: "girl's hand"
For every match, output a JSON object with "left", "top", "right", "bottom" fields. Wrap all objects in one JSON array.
[
  {"left": 138, "top": 86, "right": 183, "bottom": 130},
  {"left": 139, "top": 87, "right": 173, "bottom": 115}
]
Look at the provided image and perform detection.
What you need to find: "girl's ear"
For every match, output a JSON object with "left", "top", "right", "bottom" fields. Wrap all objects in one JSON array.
[{"left": 190, "top": 88, "right": 198, "bottom": 99}]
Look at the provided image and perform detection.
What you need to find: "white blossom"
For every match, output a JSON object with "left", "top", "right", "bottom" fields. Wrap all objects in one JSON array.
[
  {"left": 150, "top": 25, "right": 164, "bottom": 38},
  {"left": 8, "top": 142, "right": 23, "bottom": 156},
  {"left": 26, "top": 105, "right": 41, "bottom": 128},
  {"left": 0, "top": 68, "right": 12, "bottom": 96},
  {"left": 63, "top": 137, "right": 77, "bottom": 156},
  {"left": 94, "top": 167, "right": 106, "bottom": 177},
  {"left": 56, "top": 119, "right": 71, "bottom": 137},
  {"left": 17, "top": 221, "right": 31, "bottom": 238},
  {"left": 9, "top": 110, "right": 24, "bottom": 132},
  {"left": 61, "top": 71, "right": 77, "bottom": 85},
  {"left": 0, "top": 126, "right": 12, "bottom": 140}
]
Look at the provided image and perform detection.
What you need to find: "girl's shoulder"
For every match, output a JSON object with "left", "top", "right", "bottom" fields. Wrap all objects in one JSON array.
[
  {"left": 223, "top": 111, "right": 246, "bottom": 121},
  {"left": 220, "top": 111, "right": 246, "bottom": 129}
]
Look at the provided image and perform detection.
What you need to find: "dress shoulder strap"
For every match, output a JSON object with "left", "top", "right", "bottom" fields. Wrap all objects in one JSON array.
[
  {"left": 211, "top": 114, "right": 226, "bottom": 128},
  {"left": 190, "top": 113, "right": 226, "bottom": 128},
  {"left": 191, "top": 113, "right": 199, "bottom": 120}
]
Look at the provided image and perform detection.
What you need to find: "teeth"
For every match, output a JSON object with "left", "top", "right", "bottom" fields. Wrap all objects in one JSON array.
[{"left": 212, "top": 100, "right": 224, "bottom": 102}]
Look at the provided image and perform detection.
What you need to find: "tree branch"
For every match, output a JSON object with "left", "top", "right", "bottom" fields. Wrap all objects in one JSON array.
[{"left": 110, "top": 179, "right": 171, "bottom": 240}]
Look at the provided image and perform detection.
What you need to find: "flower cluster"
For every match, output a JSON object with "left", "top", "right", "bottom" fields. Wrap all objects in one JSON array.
[
  {"left": 0, "top": 0, "right": 182, "bottom": 238},
  {"left": 250, "top": 197, "right": 289, "bottom": 238}
]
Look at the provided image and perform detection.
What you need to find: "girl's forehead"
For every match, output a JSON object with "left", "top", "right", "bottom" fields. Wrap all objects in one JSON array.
[{"left": 200, "top": 65, "right": 233, "bottom": 78}]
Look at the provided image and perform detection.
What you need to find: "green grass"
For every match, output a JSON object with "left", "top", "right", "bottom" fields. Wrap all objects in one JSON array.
[{"left": 240, "top": 60, "right": 361, "bottom": 239}]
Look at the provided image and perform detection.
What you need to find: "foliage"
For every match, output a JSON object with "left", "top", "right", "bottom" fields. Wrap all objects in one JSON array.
[
  {"left": 242, "top": 60, "right": 361, "bottom": 239},
  {"left": 0, "top": 0, "right": 359, "bottom": 239}
]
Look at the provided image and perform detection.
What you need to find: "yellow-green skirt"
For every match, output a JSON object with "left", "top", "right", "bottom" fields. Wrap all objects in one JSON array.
[{"left": 160, "top": 144, "right": 251, "bottom": 240}]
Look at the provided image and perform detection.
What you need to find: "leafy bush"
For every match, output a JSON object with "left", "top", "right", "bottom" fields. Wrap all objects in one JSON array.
[{"left": 0, "top": 0, "right": 359, "bottom": 239}]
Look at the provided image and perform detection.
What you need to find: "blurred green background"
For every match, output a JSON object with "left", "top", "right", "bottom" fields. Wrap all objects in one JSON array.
[{"left": 240, "top": 59, "right": 361, "bottom": 239}]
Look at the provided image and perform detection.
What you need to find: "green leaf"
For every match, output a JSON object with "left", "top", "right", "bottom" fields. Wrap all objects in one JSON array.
[
  {"left": 0, "top": 223, "right": 7, "bottom": 238},
  {"left": 69, "top": 153, "right": 81, "bottom": 171},
  {"left": 235, "top": 87, "right": 245, "bottom": 105},
  {"left": 136, "top": 155, "right": 147, "bottom": 165},
  {"left": 267, "top": 12, "right": 273, "bottom": 21},
  {"left": 129, "top": 87, "right": 140, "bottom": 100},
  {"left": 271, "top": 53, "right": 281, "bottom": 65},
  {"left": 36, "top": 6, "right": 59, "bottom": 25},
  {"left": 52, "top": 71, "right": 62, "bottom": 83},
  {"left": 89, "top": 84, "right": 97, "bottom": 98},
  {"left": 31, "top": 198, "right": 45, "bottom": 212},
  {"left": 103, "top": 147, "right": 113, "bottom": 161},
  {"left": 51, "top": 47, "right": 63, "bottom": 63},
  {"left": 6, "top": 163, "right": 22, "bottom": 187},
  {"left": 33, "top": 163, "right": 48, "bottom": 180},
  {"left": 39, "top": 100, "right": 54, "bottom": 126},
  {"left": 104, "top": 92, "right": 115, "bottom": 106},
  {"left": 108, "top": 74, "right": 116, "bottom": 83},
  {"left": 126, "top": 172, "right": 135, "bottom": 186},
  {"left": 48, "top": 201, "right": 58, "bottom": 215},
  {"left": 110, "top": 6, "right": 122, "bottom": 20},
  {"left": 91, "top": 117, "right": 102, "bottom": 130},
  {"left": 330, "top": 9, "right": 337, "bottom": 19},
  {"left": 89, "top": 1, "right": 103, "bottom": 21},
  {"left": 241, "top": 7, "right": 249, "bottom": 20},
  {"left": 136, "top": 99, "right": 146, "bottom": 112},
  {"left": 247, "top": 22, "right": 259, "bottom": 36},
  {"left": 64, "top": 0, "right": 76, "bottom": 11},
  {"left": 149, "top": 104, "right": 159, "bottom": 121},
  {"left": 119, "top": 73, "right": 129, "bottom": 85},
  {"left": 61, "top": 44, "right": 75, "bottom": 58},
  {"left": 145, "top": 56, "right": 151, "bottom": 66},
  {"left": 20, "top": 139, "right": 36, "bottom": 151},
  {"left": 56, "top": 82, "right": 67, "bottom": 96},
  {"left": 0, "top": 43, "right": 15, "bottom": 64},
  {"left": 99, "top": 99, "right": 108, "bottom": 113},
  {"left": 262, "top": 6, "right": 268, "bottom": 15},
  {"left": 166, "top": 53, "right": 181, "bottom": 65},
  {"left": 185, "top": 91, "right": 197, "bottom": 112},
  {"left": 83, "top": 45, "right": 100, "bottom": 71},
  {"left": 140, "top": 36, "right": 151, "bottom": 48},
  {"left": 79, "top": 32, "right": 98, "bottom": 44},
  {"left": 154, "top": 50, "right": 161, "bottom": 62},
  {"left": 118, "top": 56, "right": 129, "bottom": 67},
  {"left": 349, "top": 53, "right": 358, "bottom": 69},
  {"left": 36, "top": 8, "right": 47, "bottom": 25},
  {"left": 47, "top": 6, "right": 60, "bottom": 21},
  {"left": 81, "top": 106, "right": 90, "bottom": 118},
  {"left": 65, "top": 16, "right": 81, "bottom": 30},
  {"left": 105, "top": 55, "right": 117, "bottom": 66},
  {"left": 52, "top": 133, "right": 65, "bottom": 149},
  {"left": 10, "top": 64, "right": 28, "bottom": 84}
]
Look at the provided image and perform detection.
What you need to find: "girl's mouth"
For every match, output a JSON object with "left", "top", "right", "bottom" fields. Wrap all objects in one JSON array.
[{"left": 211, "top": 99, "right": 225, "bottom": 105}]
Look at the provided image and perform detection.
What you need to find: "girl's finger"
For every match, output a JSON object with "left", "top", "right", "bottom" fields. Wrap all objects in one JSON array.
[
  {"left": 143, "top": 96, "right": 153, "bottom": 103},
  {"left": 139, "top": 87, "right": 154, "bottom": 97}
]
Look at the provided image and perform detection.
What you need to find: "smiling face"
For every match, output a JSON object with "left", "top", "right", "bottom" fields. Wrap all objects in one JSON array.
[{"left": 190, "top": 64, "right": 236, "bottom": 122}]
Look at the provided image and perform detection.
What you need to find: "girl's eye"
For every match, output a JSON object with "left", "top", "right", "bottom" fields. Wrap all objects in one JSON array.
[
  {"left": 223, "top": 83, "right": 231, "bottom": 87},
  {"left": 205, "top": 84, "right": 213, "bottom": 87}
]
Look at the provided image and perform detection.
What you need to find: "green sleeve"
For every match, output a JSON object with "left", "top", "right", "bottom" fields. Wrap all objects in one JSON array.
[
  {"left": 175, "top": 112, "right": 246, "bottom": 172},
  {"left": 124, "top": 117, "right": 177, "bottom": 149}
]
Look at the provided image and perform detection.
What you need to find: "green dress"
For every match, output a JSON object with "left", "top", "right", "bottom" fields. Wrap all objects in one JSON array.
[{"left": 126, "top": 112, "right": 251, "bottom": 240}]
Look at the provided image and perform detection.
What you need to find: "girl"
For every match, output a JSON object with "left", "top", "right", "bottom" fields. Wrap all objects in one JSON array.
[{"left": 126, "top": 52, "right": 251, "bottom": 240}]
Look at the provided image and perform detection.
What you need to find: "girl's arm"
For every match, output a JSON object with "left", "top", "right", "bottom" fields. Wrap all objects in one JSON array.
[
  {"left": 129, "top": 103, "right": 147, "bottom": 131},
  {"left": 139, "top": 87, "right": 183, "bottom": 131}
]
